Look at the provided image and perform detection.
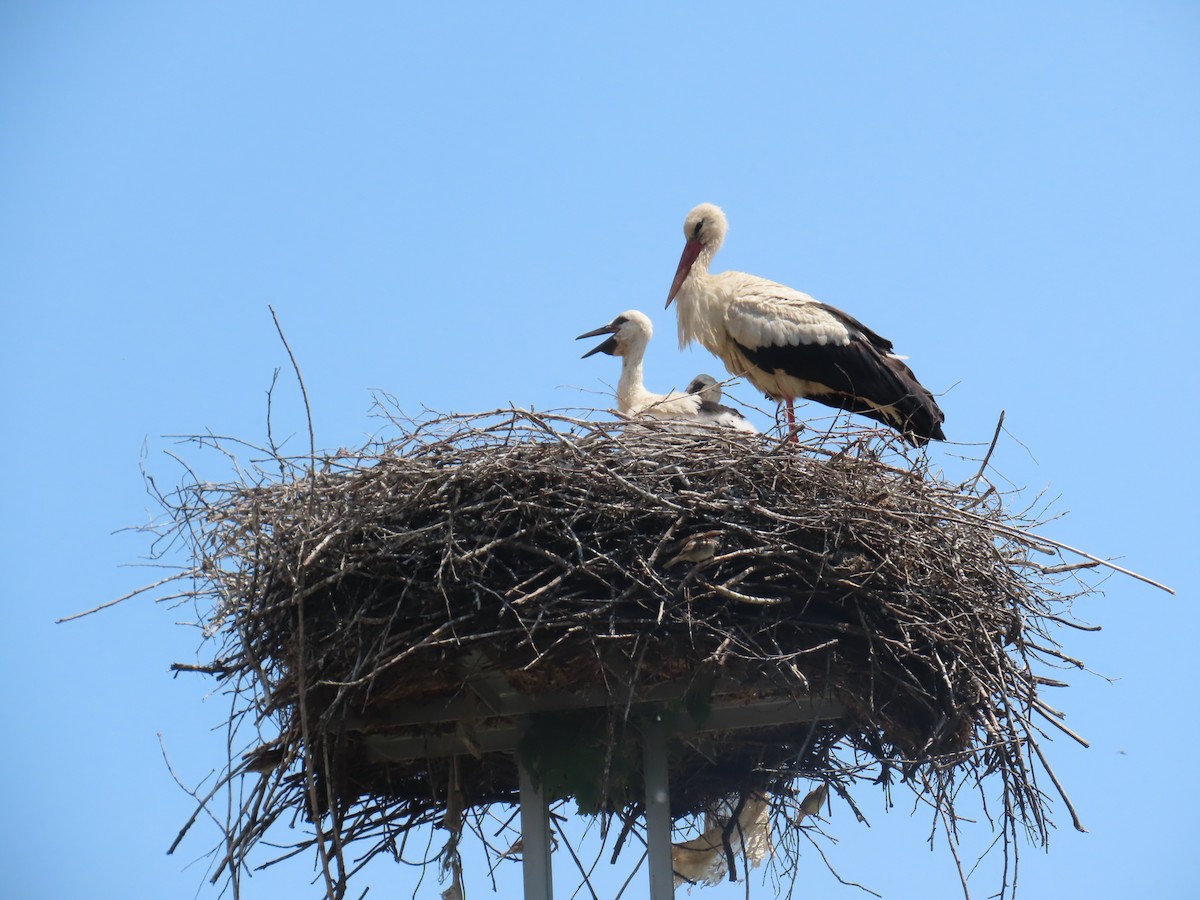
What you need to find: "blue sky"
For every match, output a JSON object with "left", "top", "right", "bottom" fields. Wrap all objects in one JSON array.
[{"left": 2, "top": 2, "right": 1197, "bottom": 898}]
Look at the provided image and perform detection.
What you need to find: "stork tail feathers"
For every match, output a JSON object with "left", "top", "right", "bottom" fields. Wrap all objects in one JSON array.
[{"left": 879, "top": 355, "right": 946, "bottom": 445}]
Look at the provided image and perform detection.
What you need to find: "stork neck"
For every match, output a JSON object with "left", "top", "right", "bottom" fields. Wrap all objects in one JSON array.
[
  {"left": 616, "top": 353, "right": 649, "bottom": 413},
  {"left": 675, "top": 261, "right": 729, "bottom": 354}
]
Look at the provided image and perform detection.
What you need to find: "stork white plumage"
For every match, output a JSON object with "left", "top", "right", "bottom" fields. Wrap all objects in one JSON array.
[
  {"left": 577, "top": 310, "right": 756, "bottom": 433},
  {"left": 578, "top": 310, "right": 702, "bottom": 419},
  {"left": 665, "top": 203, "right": 946, "bottom": 445}
]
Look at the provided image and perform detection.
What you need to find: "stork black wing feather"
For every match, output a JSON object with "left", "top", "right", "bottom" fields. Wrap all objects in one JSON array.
[
  {"left": 734, "top": 337, "right": 946, "bottom": 444},
  {"left": 814, "top": 302, "right": 894, "bottom": 354},
  {"left": 697, "top": 399, "right": 749, "bottom": 422}
]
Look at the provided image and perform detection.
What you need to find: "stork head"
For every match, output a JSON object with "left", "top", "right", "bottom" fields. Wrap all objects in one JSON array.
[
  {"left": 577, "top": 309, "right": 653, "bottom": 358},
  {"left": 685, "top": 373, "right": 722, "bottom": 403},
  {"left": 666, "top": 203, "right": 727, "bottom": 307}
]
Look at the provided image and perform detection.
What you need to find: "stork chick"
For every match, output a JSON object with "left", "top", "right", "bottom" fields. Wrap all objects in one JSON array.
[
  {"left": 577, "top": 310, "right": 706, "bottom": 420},
  {"left": 685, "top": 374, "right": 757, "bottom": 433}
]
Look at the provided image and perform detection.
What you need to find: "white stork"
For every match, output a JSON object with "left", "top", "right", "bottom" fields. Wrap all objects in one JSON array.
[
  {"left": 577, "top": 310, "right": 756, "bottom": 432},
  {"left": 665, "top": 203, "right": 946, "bottom": 445},
  {"left": 685, "top": 374, "right": 757, "bottom": 433},
  {"left": 684, "top": 373, "right": 723, "bottom": 402}
]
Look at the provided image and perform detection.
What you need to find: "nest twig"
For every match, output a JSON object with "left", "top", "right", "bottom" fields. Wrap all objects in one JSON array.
[{"left": 134, "top": 406, "right": 1126, "bottom": 898}]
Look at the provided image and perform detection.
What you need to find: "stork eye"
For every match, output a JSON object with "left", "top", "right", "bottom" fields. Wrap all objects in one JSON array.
[
  {"left": 691, "top": 220, "right": 704, "bottom": 239},
  {"left": 612, "top": 315, "right": 628, "bottom": 326}
]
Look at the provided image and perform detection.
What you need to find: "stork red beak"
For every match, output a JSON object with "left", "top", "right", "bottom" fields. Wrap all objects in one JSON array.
[
  {"left": 576, "top": 324, "right": 620, "bottom": 358},
  {"left": 666, "top": 238, "right": 703, "bottom": 307}
]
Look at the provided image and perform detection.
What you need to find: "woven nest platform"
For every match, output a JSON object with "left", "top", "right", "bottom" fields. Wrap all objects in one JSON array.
[{"left": 152, "top": 408, "right": 1108, "bottom": 897}]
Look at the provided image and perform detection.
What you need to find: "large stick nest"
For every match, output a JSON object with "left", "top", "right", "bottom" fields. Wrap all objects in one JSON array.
[{"left": 156, "top": 408, "right": 1102, "bottom": 897}]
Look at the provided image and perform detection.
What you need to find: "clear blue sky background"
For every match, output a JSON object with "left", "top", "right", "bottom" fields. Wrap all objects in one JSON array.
[{"left": 2, "top": 3, "right": 1196, "bottom": 898}]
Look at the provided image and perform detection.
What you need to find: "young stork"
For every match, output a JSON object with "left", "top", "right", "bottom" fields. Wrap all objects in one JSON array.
[
  {"left": 665, "top": 203, "right": 946, "bottom": 445},
  {"left": 577, "top": 310, "right": 756, "bottom": 432},
  {"left": 685, "top": 374, "right": 757, "bottom": 433}
]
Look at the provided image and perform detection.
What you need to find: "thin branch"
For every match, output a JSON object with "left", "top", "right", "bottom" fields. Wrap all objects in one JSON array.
[{"left": 268, "top": 304, "right": 315, "bottom": 475}]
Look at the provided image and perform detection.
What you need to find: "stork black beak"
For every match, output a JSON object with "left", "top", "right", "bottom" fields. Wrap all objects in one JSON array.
[{"left": 576, "top": 323, "right": 620, "bottom": 358}]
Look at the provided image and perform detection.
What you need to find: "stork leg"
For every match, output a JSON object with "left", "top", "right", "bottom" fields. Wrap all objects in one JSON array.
[{"left": 785, "top": 398, "right": 798, "bottom": 443}]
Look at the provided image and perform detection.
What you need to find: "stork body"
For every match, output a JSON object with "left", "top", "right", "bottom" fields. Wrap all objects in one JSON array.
[
  {"left": 666, "top": 203, "right": 945, "bottom": 445},
  {"left": 577, "top": 311, "right": 756, "bottom": 432},
  {"left": 685, "top": 374, "right": 756, "bottom": 433}
]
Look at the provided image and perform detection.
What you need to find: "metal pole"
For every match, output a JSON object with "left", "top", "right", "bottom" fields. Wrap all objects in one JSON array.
[
  {"left": 518, "top": 760, "right": 554, "bottom": 900},
  {"left": 643, "top": 712, "right": 674, "bottom": 899}
]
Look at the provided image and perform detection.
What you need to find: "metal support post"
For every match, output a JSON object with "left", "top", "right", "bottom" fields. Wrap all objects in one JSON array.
[
  {"left": 519, "top": 760, "right": 554, "bottom": 900},
  {"left": 643, "top": 712, "right": 674, "bottom": 900}
]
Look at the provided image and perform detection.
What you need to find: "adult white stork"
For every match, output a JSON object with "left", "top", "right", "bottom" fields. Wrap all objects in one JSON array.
[
  {"left": 665, "top": 203, "right": 946, "bottom": 445},
  {"left": 577, "top": 310, "right": 756, "bottom": 432}
]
